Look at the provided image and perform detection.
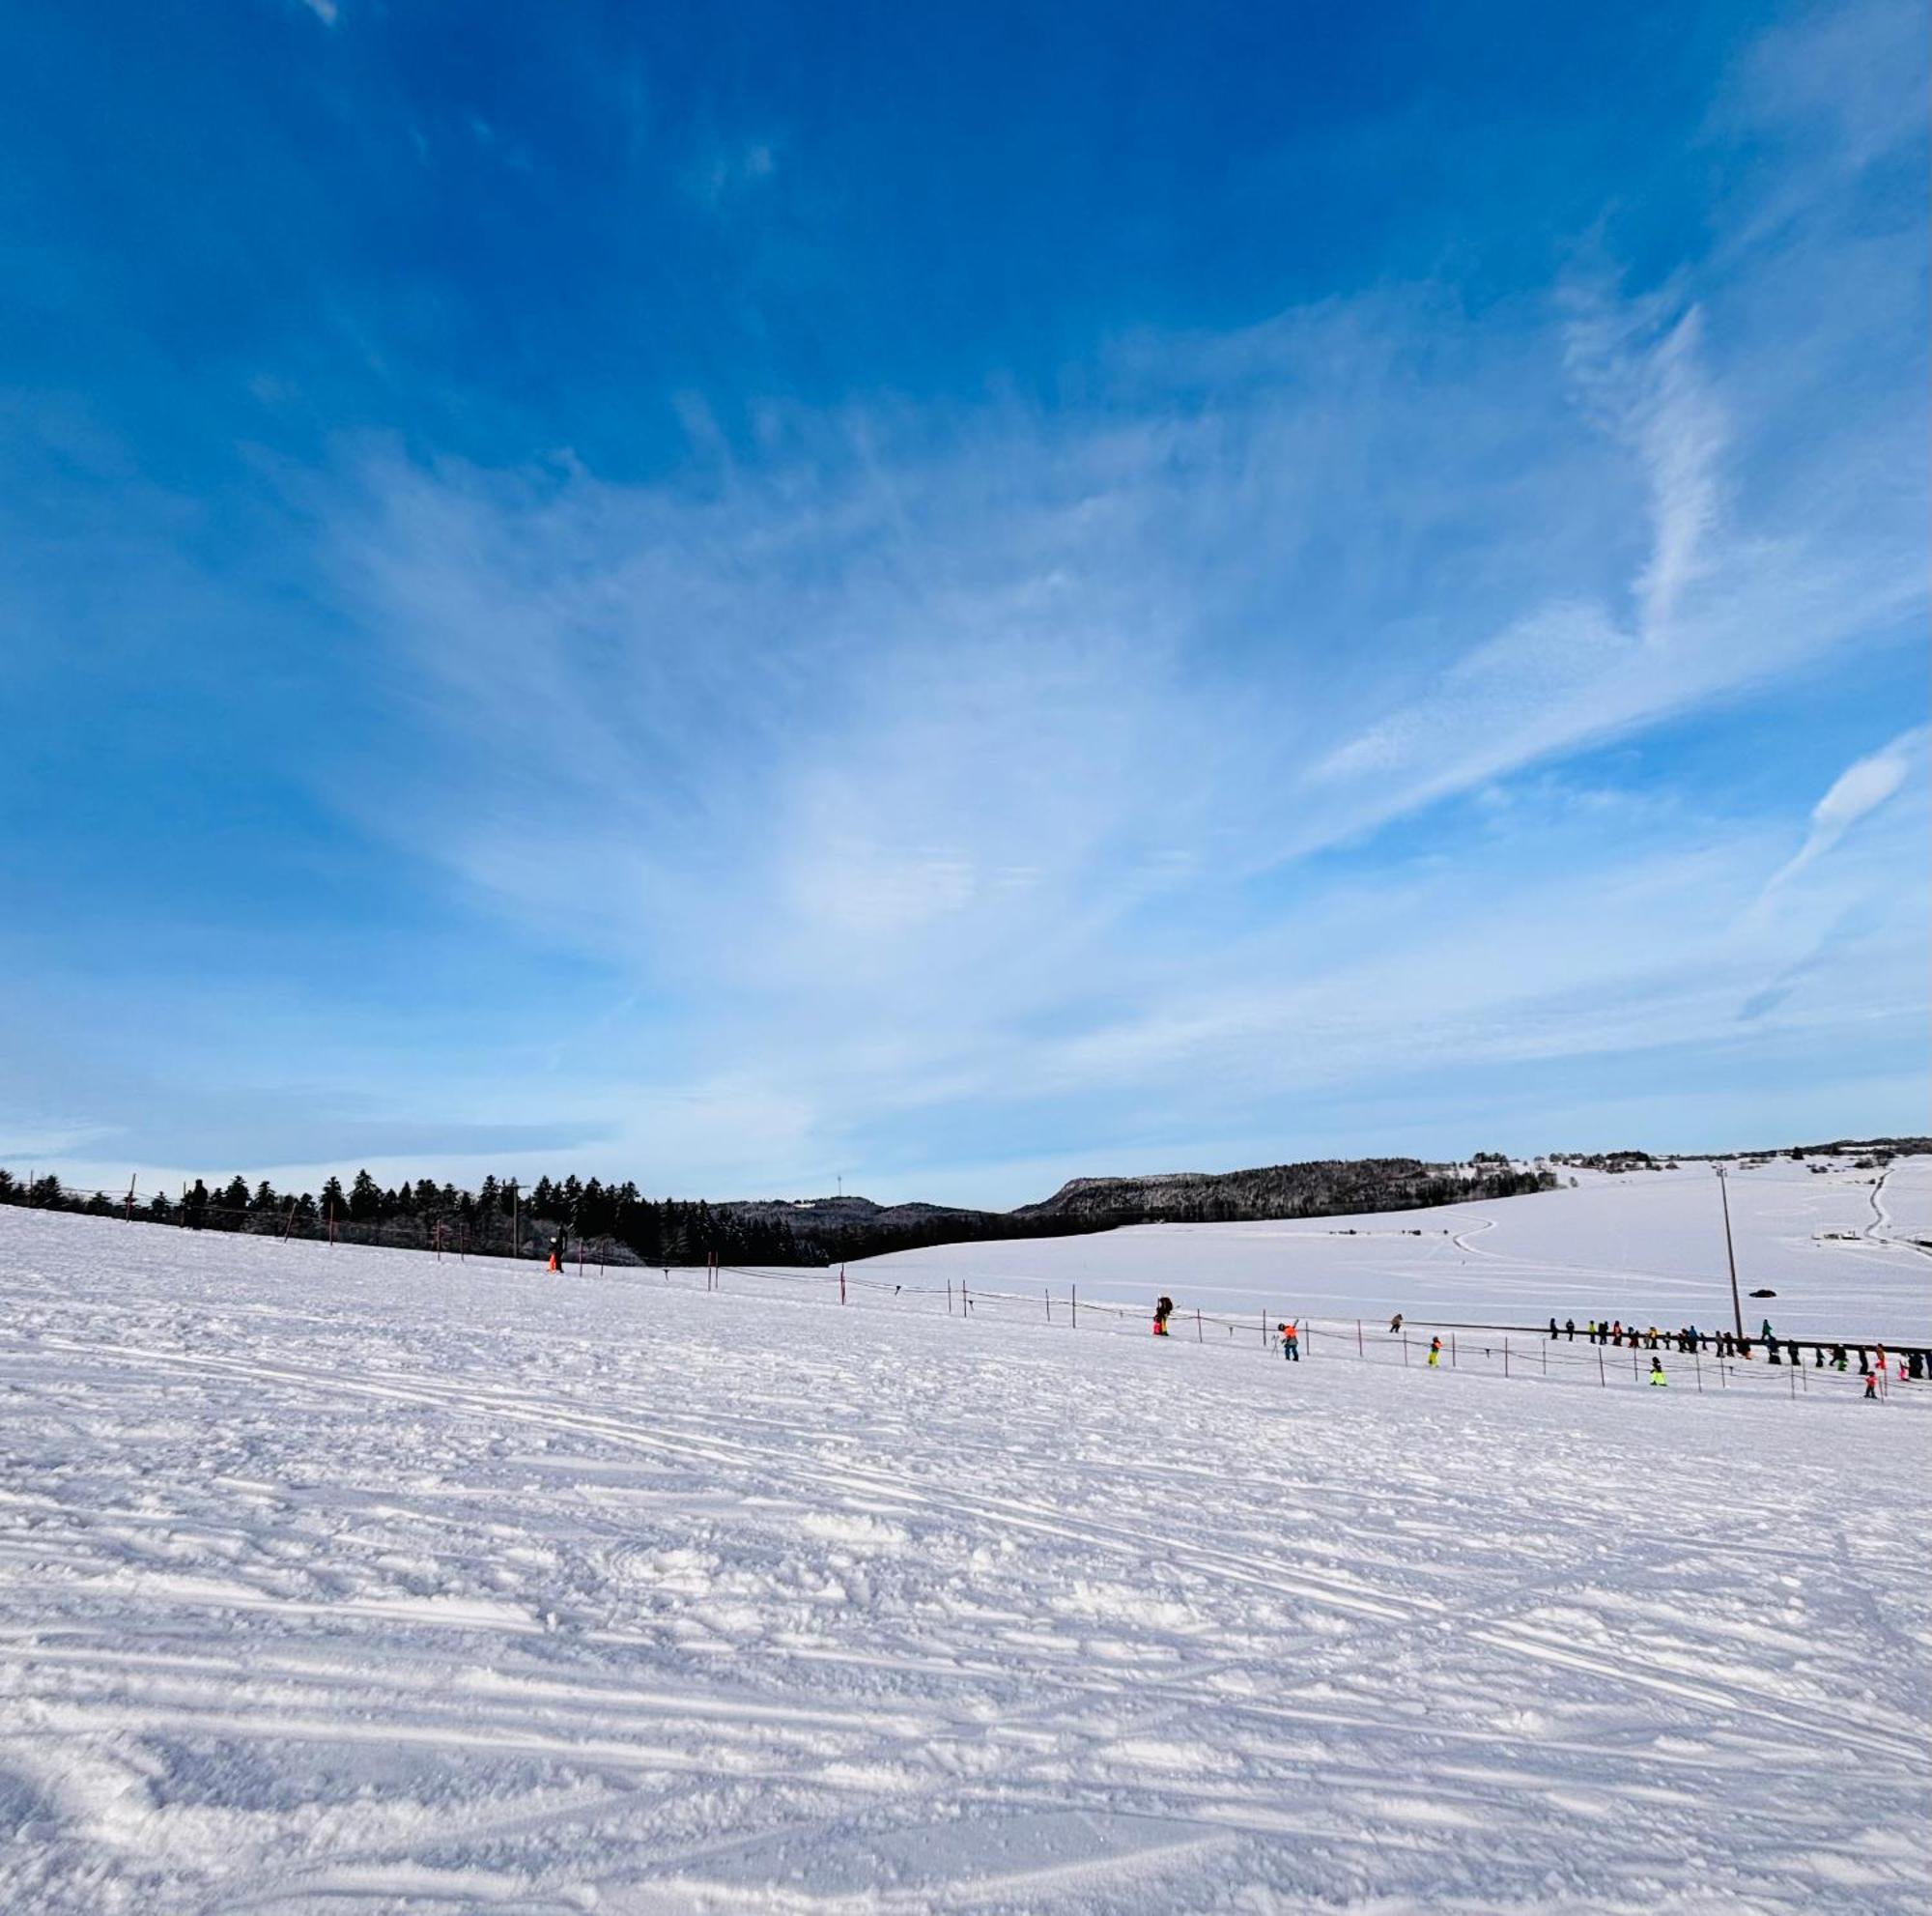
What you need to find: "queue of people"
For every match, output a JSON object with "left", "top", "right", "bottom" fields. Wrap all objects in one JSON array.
[
  {"left": 1549, "top": 1315, "right": 1923, "bottom": 1382},
  {"left": 1150, "top": 1295, "right": 1920, "bottom": 1394}
]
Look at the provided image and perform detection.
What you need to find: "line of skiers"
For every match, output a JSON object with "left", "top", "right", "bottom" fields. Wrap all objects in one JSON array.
[{"left": 1544, "top": 1316, "right": 1924, "bottom": 1378}]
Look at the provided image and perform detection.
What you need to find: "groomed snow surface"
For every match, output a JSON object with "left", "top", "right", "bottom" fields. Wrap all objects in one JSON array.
[
  {"left": 2, "top": 1167, "right": 1928, "bottom": 1914},
  {"left": 861, "top": 1157, "right": 1932, "bottom": 1340}
]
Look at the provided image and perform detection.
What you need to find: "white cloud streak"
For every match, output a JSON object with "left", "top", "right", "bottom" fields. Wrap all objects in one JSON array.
[
  {"left": 230, "top": 3, "right": 1932, "bottom": 1189},
  {"left": 1764, "top": 728, "right": 1929, "bottom": 895}
]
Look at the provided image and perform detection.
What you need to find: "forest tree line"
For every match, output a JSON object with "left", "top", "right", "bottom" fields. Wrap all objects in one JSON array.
[
  {"left": 0, "top": 1166, "right": 823, "bottom": 1266},
  {"left": 0, "top": 1153, "right": 1559, "bottom": 1267}
]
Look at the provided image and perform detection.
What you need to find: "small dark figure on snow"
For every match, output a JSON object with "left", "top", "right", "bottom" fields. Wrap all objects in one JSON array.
[
  {"left": 1649, "top": 1356, "right": 1667, "bottom": 1387},
  {"left": 1548, "top": 1318, "right": 1559, "bottom": 1340},
  {"left": 1389, "top": 1312, "right": 1404, "bottom": 1334},
  {"left": 1278, "top": 1320, "right": 1300, "bottom": 1361},
  {"left": 1151, "top": 1295, "right": 1175, "bottom": 1337},
  {"left": 1564, "top": 1318, "right": 1577, "bottom": 1341},
  {"left": 1863, "top": 1371, "right": 1878, "bottom": 1401}
]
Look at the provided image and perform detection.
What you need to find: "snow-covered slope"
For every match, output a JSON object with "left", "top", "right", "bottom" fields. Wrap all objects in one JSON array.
[
  {"left": 2, "top": 1202, "right": 1927, "bottom": 1913},
  {"left": 862, "top": 1157, "right": 1932, "bottom": 1339}
]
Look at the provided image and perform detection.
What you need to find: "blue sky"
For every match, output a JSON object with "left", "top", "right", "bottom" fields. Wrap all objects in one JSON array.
[{"left": 2, "top": 0, "right": 1926, "bottom": 1206}]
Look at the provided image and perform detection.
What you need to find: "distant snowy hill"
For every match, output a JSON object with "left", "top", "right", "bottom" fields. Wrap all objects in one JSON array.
[
  {"left": 863, "top": 1154, "right": 1932, "bottom": 1338},
  {"left": 1016, "top": 1155, "right": 1551, "bottom": 1225}
]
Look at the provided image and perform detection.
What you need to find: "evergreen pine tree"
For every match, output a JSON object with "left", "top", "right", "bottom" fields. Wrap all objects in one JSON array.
[{"left": 349, "top": 1170, "right": 381, "bottom": 1223}]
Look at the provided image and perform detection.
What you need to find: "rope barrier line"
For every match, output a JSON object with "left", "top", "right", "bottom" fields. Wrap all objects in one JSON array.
[{"left": 703, "top": 1261, "right": 1918, "bottom": 1404}]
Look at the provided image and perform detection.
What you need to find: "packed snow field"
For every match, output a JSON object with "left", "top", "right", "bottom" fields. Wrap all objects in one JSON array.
[
  {"left": 2, "top": 1191, "right": 1928, "bottom": 1915},
  {"left": 865, "top": 1158, "right": 1932, "bottom": 1341}
]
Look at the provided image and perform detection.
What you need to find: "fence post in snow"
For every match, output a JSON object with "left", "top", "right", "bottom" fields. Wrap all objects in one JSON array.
[
  {"left": 839, "top": 1265, "right": 846, "bottom": 1305},
  {"left": 1357, "top": 1319, "right": 1364, "bottom": 1357},
  {"left": 1695, "top": 1351, "right": 1702, "bottom": 1393},
  {"left": 1197, "top": 1308, "right": 1203, "bottom": 1342},
  {"left": 1504, "top": 1338, "right": 1510, "bottom": 1378},
  {"left": 1451, "top": 1333, "right": 1457, "bottom": 1368},
  {"left": 1598, "top": 1347, "right": 1605, "bottom": 1387},
  {"left": 1044, "top": 1288, "right": 1050, "bottom": 1322},
  {"left": 1403, "top": 1335, "right": 1409, "bottom": 1366},
  {"left": 947, "top": 1280, "right": 952, "bottom": 1316},
  {"left": 1072, "top": 1285, "right": 1077, "bottom": 1328}
]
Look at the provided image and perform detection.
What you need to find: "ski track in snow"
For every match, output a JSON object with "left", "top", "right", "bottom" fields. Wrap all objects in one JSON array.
[{"left": 1, "top": 1193, "right": 1928, "bottom": 1914}]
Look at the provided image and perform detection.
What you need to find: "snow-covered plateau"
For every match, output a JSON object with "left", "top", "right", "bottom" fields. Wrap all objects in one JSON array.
[{"left": 1, "top": 1158, "right": 1927, "bottom": 1914}]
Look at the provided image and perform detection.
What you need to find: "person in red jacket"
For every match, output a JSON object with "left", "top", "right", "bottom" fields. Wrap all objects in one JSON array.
[
  {"left": 1151, "top": 1295, "right": 1174, "bottom": 1336},
  {"left": 1278, "top": 1320, "right": 1300, "bottom": 1361}
]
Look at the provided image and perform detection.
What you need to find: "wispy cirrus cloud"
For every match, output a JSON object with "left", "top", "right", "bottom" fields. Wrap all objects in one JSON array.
[
  {"left": 7, "top": 0, "right": 1924, "bottom": 1200},
  {"left": 298, "top": 117, "right": 1922, "bottom": 1194},
  {"left": 1763, "top": 728, "right": 1928, "bottom": 895}
]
